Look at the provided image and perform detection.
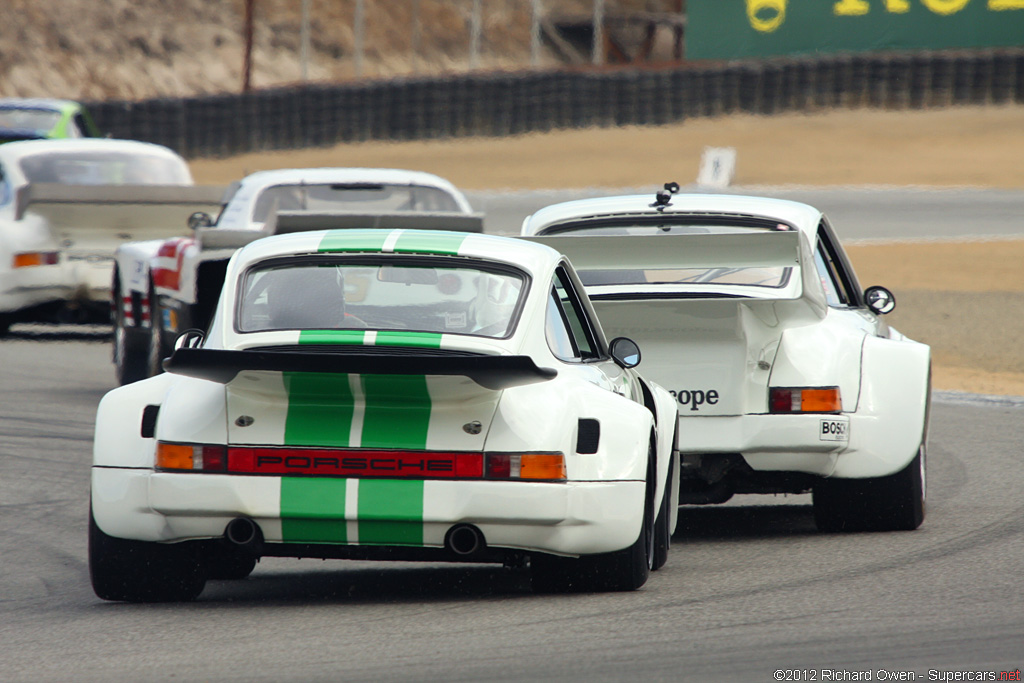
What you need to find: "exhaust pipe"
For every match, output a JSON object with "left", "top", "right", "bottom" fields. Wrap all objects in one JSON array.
[
  {"left": 445, "top": 524, "right": 485, "bottom": 556},
  {"left": 225, "top": 517, "right": 263, "bottom": 550}
]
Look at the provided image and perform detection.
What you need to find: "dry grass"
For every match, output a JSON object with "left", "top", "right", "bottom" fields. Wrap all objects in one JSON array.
[{"left": 190, "top": 105, "right": 1024, "bottom": 189}]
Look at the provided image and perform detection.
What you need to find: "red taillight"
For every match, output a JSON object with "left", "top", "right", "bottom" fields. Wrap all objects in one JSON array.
[
  {"left": 769, "top": 387, "right": 842, "bottom": 414},
  {"left": 486, "top": 453, "right": 566, "bottom": 481},
  {"left": 156, "top": 442, "right": 226, "bottom": 471},
  {"left": 12, "top": 251, "right": 59, "bottom": 268}
]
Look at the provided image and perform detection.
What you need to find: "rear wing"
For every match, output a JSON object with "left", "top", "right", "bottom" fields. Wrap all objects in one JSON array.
[
  {"left": 15, "top": 182, "right": 225, "bottom": 222},
  {"left": 525, "top": 231, "right": 827, "bottom": 311},
  {"left": 15, "top": 183, "right": 225, "bottom": 250},
  {"left": 165, "top": 347, "right": 556, "bottom": 390},
  {"left": 197, "top": 210, "right": 484, "bottom": 251}
]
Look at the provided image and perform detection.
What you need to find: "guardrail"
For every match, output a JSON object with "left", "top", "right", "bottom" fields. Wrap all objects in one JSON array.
[{"left": 85, "top": 50, "right": 1024, "bottom": 159}]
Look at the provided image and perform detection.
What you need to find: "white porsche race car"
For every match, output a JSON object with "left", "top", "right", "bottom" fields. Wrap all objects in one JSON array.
[
  {"left": 0, "top": 138, "right": 220, "bottom": 333},
  {"left": 112, "top": 167, "right": 476, "bottom": 385},
  {"left": 91, "top": 222, "right": 679, "bottom": 602},
  {"left": 522, "top": 186, "right": 931, "bottom": 533}
]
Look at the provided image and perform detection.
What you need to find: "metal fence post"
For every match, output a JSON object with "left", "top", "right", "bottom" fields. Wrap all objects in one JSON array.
[{"left": 354, "top": 0, "right": 365, "bottom": 78}]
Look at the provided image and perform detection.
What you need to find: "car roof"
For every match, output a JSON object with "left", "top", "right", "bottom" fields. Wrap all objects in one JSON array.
[
  {"left": 228, "top": 168, "right": 473, "bottom": 212},
  {"left": 523, "top": 192, "right": 825, "bottom": 239},
  {"left": 0, "top": 137, "right": 184, "bottom": 162},
  {"left": 234, "top": 228, "right": 561, "bottom": 277}
]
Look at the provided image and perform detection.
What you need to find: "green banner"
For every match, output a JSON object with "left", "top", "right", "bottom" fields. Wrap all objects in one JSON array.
[{"left": 687, "top": 0, "right": 1024, "bottom": 60}]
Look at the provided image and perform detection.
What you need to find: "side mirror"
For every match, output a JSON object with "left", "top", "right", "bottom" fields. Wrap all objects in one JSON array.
[
  {"left": 187, "top": 212, "right": 213, "bottom": 231},
  {"left": 609, "top": 337, "right": 641, "bottom": 369},
  {"left": 174, "top": 329, "right": 205, "bottom": 351},
  {"left": 864, "top": 286, "right": 896, "bottom": 315}
]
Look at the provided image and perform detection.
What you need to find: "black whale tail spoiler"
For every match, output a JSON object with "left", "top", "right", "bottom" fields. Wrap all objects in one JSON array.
[{"left": 163, "top": 348, "right": 557, "bottom": 390}]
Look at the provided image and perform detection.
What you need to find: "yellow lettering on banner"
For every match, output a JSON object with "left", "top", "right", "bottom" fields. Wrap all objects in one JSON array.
[
  {"left": 989, "top": 0, "right": 1024, "bottom": 9},
  {"left": 920, "top": 0, "right": 972, "bottom": 14},
  {"left": 747, "top": 0, "right": 787, "bottom": 32},
  {"left": 834, "top": 0, "right": 869, "bottom": 14},
  {"left": 834, "top": 0, "right": 910, "bottom": 14}
]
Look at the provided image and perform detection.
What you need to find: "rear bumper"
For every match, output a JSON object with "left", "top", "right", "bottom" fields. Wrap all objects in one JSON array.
[
  {"left": 91, "top": 467, "right": 645, "bottom": 558},
  {"left": 1, "top": 257, "right": 110, "bottom": 316},
  {"left": 677, "top": 413, "right": 850, "bottom": 476}
]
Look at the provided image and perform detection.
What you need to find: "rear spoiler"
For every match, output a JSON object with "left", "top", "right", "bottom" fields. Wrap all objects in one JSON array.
[
  {"left": 164, "top": 347, "right": 556, "bottom": 390},
  {"left": 14, "top": 183, "right": 225, "bottom": 221},
  {"left": 197, "top": 210, "right": 485, "bottom": 251},
  {"left": 526, "top": 230, "right": 827, "bottom": 314}
]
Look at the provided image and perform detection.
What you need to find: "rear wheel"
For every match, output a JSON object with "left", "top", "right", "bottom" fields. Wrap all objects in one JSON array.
[
  {"left": 532, "top": 441, "right": 654, "bottom": 593},
  {"left": 0, "top": 314, "right": 12, "bottom": 336},
  {"left": 813, "top": 444, "right": 926, "bottom": 532},
  {"left": 112, "top": 276, "right": 150, "bottom": 385},
  {"left": 147, "top": 282, "right": 166, "bottom": 377},
  {"left": 89, "top": 505, "right": 206, "bottom": 602},
  {"left": 652, "top": 439, "right": 675, "bottom": 571}
]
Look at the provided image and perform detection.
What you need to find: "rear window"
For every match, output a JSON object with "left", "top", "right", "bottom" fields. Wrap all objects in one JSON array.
[
  {"left": 549, "top": 219, "right": 793, "bottom": 289},
  {"left": 0, "top": 108, "right": 63, "bottom": 135},
  {"left": 251, "top": 184, "right": 462, "bottom": 223},
  {"left": 238, "top": 257, "right": 527, "bottom": 339},
  {"left": 18, "top": 151, "right": 190, "bottom": 185}
]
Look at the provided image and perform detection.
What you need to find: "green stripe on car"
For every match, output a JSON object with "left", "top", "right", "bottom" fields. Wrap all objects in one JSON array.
[
  {"left": 283, "top": 372, "right": 355, "bottom": 447},
  {"left": 374, "top": 331, "right": 442, "bottom": 348},
  {"left": 279, "top": 478, "right": 425, "bottom": 546},
  {"left": 298, "top": 330, "right": 366, "bottom": 345},
  {"left": 357, "top": 479, "right": 425, "bottom": 545},
  {"left": 317, "top": 230, "right": 389, "bottom": 253},
  {"left": 393, "top": 231, "right": 467, "bottom": 255},
  {"left": 280, "top": 477, "right": 348, "bottom": 543},
  {"left": 360, "top": 374, "right": 432, "bottom": 448}
]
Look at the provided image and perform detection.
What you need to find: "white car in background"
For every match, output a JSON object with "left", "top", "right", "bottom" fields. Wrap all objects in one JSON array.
[
  {"left": 0, "top": 138, "right": 219, "bottom": 334},
  {"left": 112, "top": 168, "right": 476, "bottom": 384},
  {"left": 90, "top": 223, "right": 678, "bottom": 601},
  {"left": 522, "top": 186, "right": 930, "bottom": 533}
]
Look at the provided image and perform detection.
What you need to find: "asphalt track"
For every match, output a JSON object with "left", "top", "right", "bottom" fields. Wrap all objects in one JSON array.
[{"left": 1, "top": 189, "right": 1023, "bottom": 682}]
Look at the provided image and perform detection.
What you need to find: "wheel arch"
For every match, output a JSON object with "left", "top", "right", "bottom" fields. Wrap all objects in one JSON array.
[{"left": 833, "top": 336, "right": 931, "bottom": 479}]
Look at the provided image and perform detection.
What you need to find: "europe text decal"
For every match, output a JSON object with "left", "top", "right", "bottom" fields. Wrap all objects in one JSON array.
[{"left": 687, "top": 0, "right": 1024, "bottom": 60}]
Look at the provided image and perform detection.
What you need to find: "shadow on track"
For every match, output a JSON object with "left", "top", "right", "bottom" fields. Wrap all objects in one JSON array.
[
  {"left": 673, "top": 503, "right": 818, "bottom": 540},
  {"left": 194, "top": 563, "right": 534, "bottom": 605},
  {"left": 3, "top": 324, "right": 111, "bottom": 343}
]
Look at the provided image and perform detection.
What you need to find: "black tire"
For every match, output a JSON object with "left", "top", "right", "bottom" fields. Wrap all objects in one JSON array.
[
  {"left": 147, "top": 281, "right": 166, "bottom": 378},
  {"left": 532, "top": 441, "right": 655, "bottom": 593},
  {"left": 112, "top": 277, "right": 150, "bottom": 385},
  {"left": 813, "top": 444, "right": 926, "bottom": 533},
  {"left": 652, "top": 437, "right": 675, "bottom": 571},
  {"left": 89, "top": 505, "right": 206, "bottom": 602},
  {"left": 204, "top": 543, "right": 258, "bottom": 581},
  {"left": 0, "top": 313, "right": 13, "bottom": 336}
]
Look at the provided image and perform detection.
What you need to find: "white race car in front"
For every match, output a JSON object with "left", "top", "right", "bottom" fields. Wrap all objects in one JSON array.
[
  {"left": 112, "top": 167, "right": 476, "bottom": 384},
  {"left": 522, "top": 186, "right": 930, "bottom": 533},
  {"left": 91, "top": 223, "right": 679, "bottom": 601},
  {"left": 0, "top": 138, "right": 219, "bottom": 334}
]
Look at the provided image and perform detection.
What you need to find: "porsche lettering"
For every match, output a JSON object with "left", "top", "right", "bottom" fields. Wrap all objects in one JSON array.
[{"left": 252, "top": 454, "right": 457, "bottom": 474}]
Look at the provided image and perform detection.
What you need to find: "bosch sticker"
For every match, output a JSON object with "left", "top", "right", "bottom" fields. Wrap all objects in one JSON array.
[{"left": 819, "top": 419, "right": 849, "bottom": 442}]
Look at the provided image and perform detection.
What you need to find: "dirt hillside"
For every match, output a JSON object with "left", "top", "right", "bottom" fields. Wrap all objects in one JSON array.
[{"left": 0, "top": 0, "right": 669, "bottom": 100}]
